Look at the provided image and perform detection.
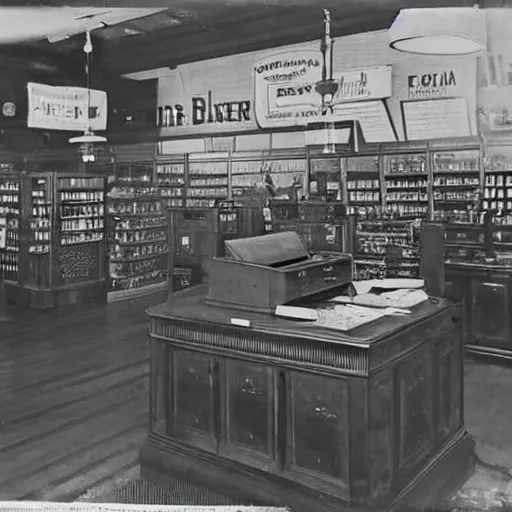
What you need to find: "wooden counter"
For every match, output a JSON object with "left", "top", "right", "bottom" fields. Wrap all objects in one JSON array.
[
  {"left": 446, "top": 262, "right": 512, "bottom": 361},
  {"left": 142, "top": 285, "right": 474, "bottom": 512}
]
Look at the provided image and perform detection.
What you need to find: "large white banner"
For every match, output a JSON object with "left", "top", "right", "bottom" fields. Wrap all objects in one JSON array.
[
  {"left": 253, "top": 50, "right": 392, "bottom": 132},
  {"left": 27, "top": 82, "right": 108, "bottom": 132}
]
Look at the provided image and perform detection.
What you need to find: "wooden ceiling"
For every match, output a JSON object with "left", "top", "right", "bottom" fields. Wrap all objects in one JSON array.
[{"left": 2, "top": 0, "right": 512, "bottom": 86}]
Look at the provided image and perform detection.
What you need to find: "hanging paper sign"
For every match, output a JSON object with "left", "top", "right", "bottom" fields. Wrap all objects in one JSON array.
[
  {"left": 253, "top": 50, "right": 392, "bottom": 132},
  {"left": 27, "top": 82, "right": 108, "bottom": 132}
]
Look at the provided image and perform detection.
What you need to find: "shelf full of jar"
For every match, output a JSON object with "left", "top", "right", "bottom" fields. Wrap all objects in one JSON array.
[
  {"left": 109, "top": 239, "right": 168, "bottom": 263},
  {"left": 108, "top": 197, "right": 164, "bottom": 217},
  {"left": 110, "top": 269, "right": 168, "bottom": 292},
  {"left": 109, "top": 197, "right": 166, "bottom": 252},
  {"left": 114, "top": 164, "right": 154, "bottom": 185},
  {"left": 0, "top": 179, "right": 20, "bottom": 281},
  {"left": 59, "top": 188, "right": 105, "bottom": 246},
  {"left": 109, "top": 242, "right": 168, "bottom": 291}
]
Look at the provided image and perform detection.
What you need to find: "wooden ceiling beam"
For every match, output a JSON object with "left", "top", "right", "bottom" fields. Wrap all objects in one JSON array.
[{"left": 98, "top": 10, "right": 394, "bottom": 75}]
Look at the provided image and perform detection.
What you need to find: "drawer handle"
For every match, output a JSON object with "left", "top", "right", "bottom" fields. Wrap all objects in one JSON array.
[{"left": 451, "top": 316, "right": 459, "bottom": 324}]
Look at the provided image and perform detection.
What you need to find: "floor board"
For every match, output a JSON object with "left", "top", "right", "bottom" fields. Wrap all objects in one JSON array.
[{"left": 0, "top": 292, "right": 165, "bottom": 501}]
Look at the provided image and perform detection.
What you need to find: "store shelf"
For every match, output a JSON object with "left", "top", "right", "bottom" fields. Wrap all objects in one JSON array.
[
  {"left": 355, "top": 217, "right": 420, "bottom": 280},
  {"left": 107, "top": 279, "right": 168, "bottom": 303},
  {"left": 383, "top": 154, "right": 428, "bottom": 217},
  {"left": 432, "top": 149, "right": 480, "bottom": 221},
  {"left": 108, "top": 163, "right": 168, "bottom": 294}
]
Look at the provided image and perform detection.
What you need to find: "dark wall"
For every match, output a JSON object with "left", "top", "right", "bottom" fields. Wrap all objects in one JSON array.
[{"left": 0, "top": 69, "right": 159, "bottom": 153}]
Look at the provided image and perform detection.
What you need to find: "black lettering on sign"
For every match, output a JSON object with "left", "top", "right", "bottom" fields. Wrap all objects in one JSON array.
[
  {"left": 276, "top": 85, "right": 313, "bottom": 97},
  {"left": 157, "top": 105, "right": 186, "bottom": 127},
  {"left": 157, "top": 91, "right": 251, "bottom": 127},
  {"left": 408, "top": 70, "right": 456, "bottom": 89},
  {"left": 192, "top": 97, "right": 206, "bottom": 125}
]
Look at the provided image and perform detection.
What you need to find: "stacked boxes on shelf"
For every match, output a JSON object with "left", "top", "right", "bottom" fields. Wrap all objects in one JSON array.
[
  {"left": 108, "top": 163, "right": 168, "bottom": 295},
  {"left": 432, "top": 149, "right": 480, "bottom": 221},
  {"left": 346, "top": 155, "right": 381, "bottom": 217},
  {"left": 156, "top": 159, "right": 186, "bottom": 208},
  {"left": 484, "top": 147, "right": 512, "bottom": 213},
  {"left": 383, "top": 153, "right": 428, "bottom": 217},
  {"left": 186, "top": 156, "right": 228, "bottom": 208}
]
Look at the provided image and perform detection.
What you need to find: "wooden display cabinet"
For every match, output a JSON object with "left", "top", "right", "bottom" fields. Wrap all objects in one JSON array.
[
  {"left": 421, "top": 220, "right": 512, "bottom": 361},
  {"left": 168, "top": 204, "right": 264, "bottom": 283},
  {"left": 5, "top": 172, "right": 108, "bottom": 308},
  {"left": 143, "top": 286, "right": 474, "bottom": 512}
]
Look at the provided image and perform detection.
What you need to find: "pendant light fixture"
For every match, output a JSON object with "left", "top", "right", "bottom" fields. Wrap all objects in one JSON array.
[
  {"left": 312, "top": 10, "right": 360, "bottom": 154},
  {"left": 314, "top": 9, "right": 339, "bottom": 154},
  {"left": 388, "top": 5, "right": 485, "bottom": 56},
  {"left": 69, "top": 29, "right": 107, "bottom": 162}
]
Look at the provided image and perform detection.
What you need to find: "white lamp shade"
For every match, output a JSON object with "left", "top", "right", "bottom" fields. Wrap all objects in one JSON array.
[
  {"left": 69, "top": 134, "right": 107, "bottom": 144},
  {"left": 389, "top": 7, "right": 486, "bottom": 56}
]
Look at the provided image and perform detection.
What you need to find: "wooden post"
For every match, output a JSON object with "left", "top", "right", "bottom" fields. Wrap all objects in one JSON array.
[{"left": 167, "top": 210, "right": 175, "bottom": 308}]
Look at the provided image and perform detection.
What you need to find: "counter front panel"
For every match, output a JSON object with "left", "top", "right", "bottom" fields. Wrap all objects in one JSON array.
[{"left": 143, "top": 286, "right": 474, "bottom": 512}]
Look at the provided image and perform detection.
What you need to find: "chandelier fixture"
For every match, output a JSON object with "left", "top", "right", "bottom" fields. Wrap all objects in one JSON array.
[
  {"left": 69, "top": 29, "right": 107, "bottom": 162},
  {"left": 388, "top": 6, "right": 485, "bottom": 56}
]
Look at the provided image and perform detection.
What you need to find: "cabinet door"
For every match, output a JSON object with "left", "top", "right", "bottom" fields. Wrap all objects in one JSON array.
[
  {"left": 172, "top": 349, "right": 218, "bottom": 452},
  {"left": 471, "top": 277, "right": 510, "bottom": 346},
  {"left": 287, "top": 371, "right": 349, "bottom": 492},
  {"left": 222, "top": 359, "right": 275, "bottom": 469}
]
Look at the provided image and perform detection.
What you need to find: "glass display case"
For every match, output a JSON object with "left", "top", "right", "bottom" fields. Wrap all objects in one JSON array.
[
  {"left": 108, "top": 163, "right": 168, "bottom": 299},
  {"left": 4, "top": 172, "right": 108, "bottom": 308}
]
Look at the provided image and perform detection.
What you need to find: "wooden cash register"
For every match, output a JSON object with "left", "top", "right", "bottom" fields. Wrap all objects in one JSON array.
[{"left": 143, "top": 231, "right": 474, "bottom": 512}]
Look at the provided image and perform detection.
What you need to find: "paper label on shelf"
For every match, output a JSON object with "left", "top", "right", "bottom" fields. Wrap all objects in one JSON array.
[{"left": 181, "top": 236, "right": 190, "bottom": 246}]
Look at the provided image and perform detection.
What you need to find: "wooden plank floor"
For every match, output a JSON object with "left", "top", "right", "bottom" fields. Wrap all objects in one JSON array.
[{"left": 0, "top": 292, "right": 166, "bottom": 502}]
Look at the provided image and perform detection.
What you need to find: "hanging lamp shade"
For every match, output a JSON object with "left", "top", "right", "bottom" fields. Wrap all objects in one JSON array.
[
  {"left": 388, "top": 7, "right": 485, "bottom": 56},
  {"left": 69, "top": 133, "right": 107, "bottom": 144}
]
